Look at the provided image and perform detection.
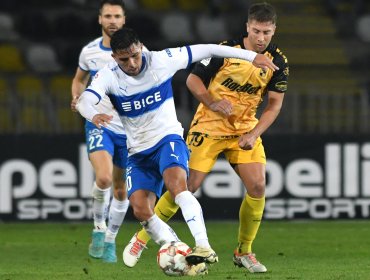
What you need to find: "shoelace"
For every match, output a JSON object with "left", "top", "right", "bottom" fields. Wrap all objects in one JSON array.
[
  {"left": 246, "top": 253, "right": 258, "bottom": 264},
  {"left": 129, "top": 239, "right": 146, "bottom": 256}
]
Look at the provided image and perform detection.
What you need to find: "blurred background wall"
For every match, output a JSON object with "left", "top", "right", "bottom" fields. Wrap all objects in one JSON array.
[
  {"left": 0, "top": 0, "right": 369, "bottom": 134},
  {"left": 0, "top": 0, "right": 370, "bottom": 221}
]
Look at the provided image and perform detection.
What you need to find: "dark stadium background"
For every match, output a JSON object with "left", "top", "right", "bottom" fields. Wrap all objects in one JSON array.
[{"left": 1, "top": 0, "right": 370, "bottom": 222}]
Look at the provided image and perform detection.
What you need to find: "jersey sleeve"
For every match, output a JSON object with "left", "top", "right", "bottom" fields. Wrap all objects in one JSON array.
[
  {"left": 267, "top": 51, "right": 289, "bottom": 93},
  {"left": 190, "top": 40, "right": 233, "bottom": 87},
  {"left": 153, "top": 46, "right": 192, "bottom": 73},
  {"left": 78, "top": 47, "right": 89, "bottom": 72},
  {"left": 84, "top": 66, "right": 113, "bottom": 102}
]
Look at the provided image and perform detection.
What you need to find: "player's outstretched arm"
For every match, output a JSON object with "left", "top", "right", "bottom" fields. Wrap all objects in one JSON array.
[
  {"left": 189, "top": 44, "right": 278, "bottom": 71},
  {"left": 76, "top": 92, "right": 114, "bottom": 129},
  {"left": 76, "top": 92, "right": 100, "bottom": 122},
  {"left": 71, "top": 68, "right": 90, "bottom": 112}
]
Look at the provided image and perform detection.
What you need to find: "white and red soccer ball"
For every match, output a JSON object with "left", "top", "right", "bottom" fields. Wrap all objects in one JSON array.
[{"left": 157, "top": 241, "right": 192, "bottom": 276}]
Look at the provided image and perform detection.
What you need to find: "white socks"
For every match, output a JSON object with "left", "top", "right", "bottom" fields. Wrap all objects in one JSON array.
[
  {"left": 141, "top": 214, "right": 179, "bottom": 245},
  {"left": 105, "top": 198, "right": 129, "bottom": 243},
  {"left": 175, "top": 191, "right": 210, "bottom": 248},
  {"left": 92, "top": 182, "right": 109, "bottom": 230}
]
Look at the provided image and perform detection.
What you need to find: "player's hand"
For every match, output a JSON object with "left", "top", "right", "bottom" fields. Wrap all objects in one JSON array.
[
  {"left": 71, "top": 96, "right": 79, "bottom": 112},
  {"left": 209, "top": 99, "right": 233, "bottom": 117},
  {"left": 238, "top": 133, "right": 257, "bottom": 150},
  {"left": 252, "top": 54, "right": 279, "bottom": 71},
  {"left": 92, "top": 113, "right": 113, "bottom": 129}
]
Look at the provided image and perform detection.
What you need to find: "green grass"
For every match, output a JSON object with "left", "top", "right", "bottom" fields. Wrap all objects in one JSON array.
[{"left": 1, "top": 220, "right": 369, "bottom": 279}]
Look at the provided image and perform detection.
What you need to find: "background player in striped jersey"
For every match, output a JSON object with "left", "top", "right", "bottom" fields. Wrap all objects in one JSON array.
[
  {"left": 76, "top": 27, "right": 278, "bottom": 273},
  {"left": 71, "top": 0, "right": 129, "bottom": 263},
  {"left": 123, "top": 2, "right": 288, "bottom": 273}
]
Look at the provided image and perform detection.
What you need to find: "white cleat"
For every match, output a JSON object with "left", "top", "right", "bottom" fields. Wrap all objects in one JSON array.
[
  {"left": 184, "top": 263, "right": 208, "bottom": 276},
  {"left": 185, "top": 246, "right": 218, "bottom": 265},
  {"left": 123, "top": 233, "right": 147, "bottom": 267},
  {"left": 233, "top": 251, "right": 267, "bottom": 273}
]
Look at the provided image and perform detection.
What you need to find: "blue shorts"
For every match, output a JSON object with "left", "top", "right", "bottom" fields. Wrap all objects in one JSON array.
[
  {"left": 85, "top": 121, "right": 128, "bottom": 169},
  {"left": 126, "top": 134, "right": 189, "bottom": 198}
]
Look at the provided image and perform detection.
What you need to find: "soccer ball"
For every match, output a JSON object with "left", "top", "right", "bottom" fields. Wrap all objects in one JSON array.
[{"left": 157, "top": 241, "right": 192, "bottom": 276}]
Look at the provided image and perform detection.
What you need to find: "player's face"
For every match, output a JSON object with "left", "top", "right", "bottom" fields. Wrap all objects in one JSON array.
[
  {"left": 112, "top": 43, "right": 143, "bottom": 76},
  {"left": 99, "top": 4, "right": 125, "bottom": 37},
  {"left": 246, "top": 20, "right": 276, "bottom": 53}
]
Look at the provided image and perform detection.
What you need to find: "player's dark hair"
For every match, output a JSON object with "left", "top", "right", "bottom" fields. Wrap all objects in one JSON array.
[
  {"left": 111, "top": 27, "right": 140, "bottom": 52},
  {"left": 99, "top": 0, "right": 126, "bottom": 14},
  {"left": 248, "top": 2, "right": 276, "bottom": 24}
]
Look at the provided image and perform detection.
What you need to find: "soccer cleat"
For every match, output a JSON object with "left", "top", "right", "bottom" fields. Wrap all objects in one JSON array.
[
  {"left": 233, "top": 251, "right": 267, "bottom": 273},
  {"left": 185, "top": 246, "right": 218, "bottom": 265},
  {"left": 123, "top": 233, "right": 147, "bottom": 267},
  {"left": 88, "top": 230, "right": 105, "bottom": 258},
  {"left": 102, "top": 242, "right": 117, "bottom": 263},
  {"left": 184, "top": 263, "right": 208, "bottom": 276}
]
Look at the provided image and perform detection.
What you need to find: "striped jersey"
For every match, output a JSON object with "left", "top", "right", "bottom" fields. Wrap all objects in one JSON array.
[
  {"left": 84, "top": 46, "right": 192, "bottom": 155},
  {"left": 189, "top": 36, "right": 289, "bottom": 136}
]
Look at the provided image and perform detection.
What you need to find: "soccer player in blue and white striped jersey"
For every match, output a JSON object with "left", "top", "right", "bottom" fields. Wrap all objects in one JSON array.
[{"left": 77, "top": 27, "right": 277, "bottom": 270}]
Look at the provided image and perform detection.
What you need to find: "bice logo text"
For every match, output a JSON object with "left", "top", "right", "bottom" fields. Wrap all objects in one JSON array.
[{"left": 121, "top": 91, "right": 161, "bottom": 111}]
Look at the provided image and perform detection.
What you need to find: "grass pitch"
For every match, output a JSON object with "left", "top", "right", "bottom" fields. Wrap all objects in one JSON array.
[{"left": 0, "top": 220, "right": 369, "bottom": 280}]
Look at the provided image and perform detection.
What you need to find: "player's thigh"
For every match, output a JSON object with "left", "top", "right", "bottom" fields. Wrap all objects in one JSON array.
[
  {"left": 129, "top": 189, "right": 157, "bottom": 221},
  {"left": 89, "top": 150, "right": 113, "bottom": 182},
  {"left": 235, "top": 162, "right": 266, "bottom": 197},
  {"left": 162, "top": 166, "right": 187, "bottom": 197},
  {"left": 224, "top": 137, "right": 266, "bottom": 196},
  {"left": 186, "top": 133, "right": 223, "bottom": 173},
  {"left": 188, "top": 169, "right": 208, "bottom": 193},
  {"left": 224, "top": 137, "right": 266, "bottom": 166}
]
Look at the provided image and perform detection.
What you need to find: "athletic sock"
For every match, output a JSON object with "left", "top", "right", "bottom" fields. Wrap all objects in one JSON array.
[
  {"left": 92, "top": 182, "right": 109, "bottom": 231},
  {"left": 237, "top": 194, "right": 265, "bottom": 254},
  {"left": 137, "top": 190, "right": 179, "bottom": 243},
  {"left": 175, "top": 191, "right": 210, "bottom": 248},
  {"left": 105, "top": 197, "right": 129, "bottom": 243},
  {"left": 141, "top": 214, "right": 179, "bottom": 245}
]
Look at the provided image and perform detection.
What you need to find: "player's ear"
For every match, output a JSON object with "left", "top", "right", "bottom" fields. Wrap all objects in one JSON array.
[
  {"left": 246, "top": 22, "right": 249, "bottom": 33},
  {"left": 272, "top": 24, "right": 276, "bottom": 34},
  {"left": 98, "top": 15, "right": 102, "bottom": 25}
]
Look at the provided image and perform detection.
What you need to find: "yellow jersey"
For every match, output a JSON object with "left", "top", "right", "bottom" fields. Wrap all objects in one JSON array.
[{"left": 188, "top": 36, "right": 289, "bottom": 137}]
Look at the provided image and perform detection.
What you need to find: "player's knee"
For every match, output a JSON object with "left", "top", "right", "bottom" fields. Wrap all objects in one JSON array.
[
  {"left": 187, "top": 170, "right": 204, "bottom": 193},
  {"left": 248, "top": 181, "right": 265, "bottom": 198},
  {"left": 95, "top": 174, "right": 112, "bottom": 188},
  {"left": 165, "top": 179, "right": 186, "bottom": 195},
  {"left": 187, "top": 181, "right": 201, "bottom": 193},
  {"left": 133, "top": 206, "right": 152, "bottom": 221}
]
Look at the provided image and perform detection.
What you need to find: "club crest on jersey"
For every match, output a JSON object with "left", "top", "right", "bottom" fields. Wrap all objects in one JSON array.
[
  {"left": 259, "top": 69, "right": 267, "bottom": 78},
  {"left": 93, "top": 73, "right": 99, "bottom": 80},
  {"left": 120, "top": 91, "right": 162, "bottom": 111}
]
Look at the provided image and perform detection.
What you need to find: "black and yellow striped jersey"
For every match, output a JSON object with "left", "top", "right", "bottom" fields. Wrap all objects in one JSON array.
[{"left": 188, "top": 35, "right": 289, "bottom": 136}]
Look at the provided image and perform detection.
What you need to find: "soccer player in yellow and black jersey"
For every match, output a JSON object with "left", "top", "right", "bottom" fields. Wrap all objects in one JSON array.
[{"left": 123, "top": 2, "right": 288, "bottom": 273}]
